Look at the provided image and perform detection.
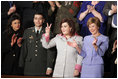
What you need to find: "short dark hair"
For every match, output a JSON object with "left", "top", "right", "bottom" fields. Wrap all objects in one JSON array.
[
  {"left": 34, "top": 11, "right": 45, "bottom": 19},
  {"left": 60, "top": 18, "right": 76, "bottom": 36},
  {"left": 87, "top": 17, "right": 101, "bottom": 28}
]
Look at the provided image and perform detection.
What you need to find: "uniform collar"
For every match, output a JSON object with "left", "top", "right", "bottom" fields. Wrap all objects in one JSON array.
[{"left": 34, "top": 26, "right": 42, "bottom": 34}]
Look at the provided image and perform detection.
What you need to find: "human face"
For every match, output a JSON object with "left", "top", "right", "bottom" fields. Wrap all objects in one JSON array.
[
  {"left": 88, "top": 23, "right": 99, "bottom": 35},
  {"left": 61, "top": 22, "right": 72, "bottom": 36},
  {"left": 92, "top": 1, "right": 99, "bottom": 5},
  {"left": 34, "top": 14, "right": 44, "bottom": 27},
  {"left": 11, "top": 19, "right": 20, "bottom": 31}
]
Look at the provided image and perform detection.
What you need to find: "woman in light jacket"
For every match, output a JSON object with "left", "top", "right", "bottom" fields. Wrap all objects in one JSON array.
[
  {"left": 41, "top": 18, "right": 83, "bottom": 78},
  {"left": 68, "top": 17, "right": 109, "bottom": 78}
]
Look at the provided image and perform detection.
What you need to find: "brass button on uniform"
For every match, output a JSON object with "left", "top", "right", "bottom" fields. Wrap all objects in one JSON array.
[
  {"left": 35, "top": 50, "right": 38, "bottom": 52},
  {"left": 35, "top": 45, "right": 38, "bottom": 47},
  {"left": 13, "top": 54, "right": 15, "bottom": 57},
  {"left": 36, "top": 41, "right": 38, "bottom": 43},
  {"left": 35, "top": 54, "right": 37, "bottom": 56}
]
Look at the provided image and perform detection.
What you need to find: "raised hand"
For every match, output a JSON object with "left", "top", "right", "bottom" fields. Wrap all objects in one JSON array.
[
  {"left": 89, "top": 5, "right": 95, "bottom": 12},
  {"left": 11, "top": 34, "right": 17, "bottom": 47},
  {"left": 87, "top": 5, "right": 92, "bottom": 13},
  {"left": 45, "top": 23, "right": 52, "bottom": 36},
  {"left": 8, "top": 5, "right": 16, "bottom": 15},
  {"left": 67, "top": 40, "right": 78, "bottom": 48},
  {"left": 48, "top": 1, "right": 55, "bottom": 11},
  {"left": 92, "top": 37, "right": 98, "bottom": 51},
  {"left": 92, "top": 37, "right": 98, "bottom": 45},
  {"left": 67, "top": 40, "right": 81, "bottom": 54},
  {"left": 17, "top": 37, "right": 23, "bottom": 47},
  {"left": 55, "top": 1, "right": 61, "bottom": 8}
]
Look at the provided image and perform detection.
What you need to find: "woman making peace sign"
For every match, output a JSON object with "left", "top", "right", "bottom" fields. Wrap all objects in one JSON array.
[{"left": 41, "top": 18, "right": 83, "bottom": 78}]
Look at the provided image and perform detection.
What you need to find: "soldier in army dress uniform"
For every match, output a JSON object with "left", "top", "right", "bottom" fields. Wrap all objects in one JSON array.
[{"left": 19, "top": 12, "right": 55, "bottom": 76}]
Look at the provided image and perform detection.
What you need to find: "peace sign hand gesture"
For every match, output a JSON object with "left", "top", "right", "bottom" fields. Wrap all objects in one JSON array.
[{"left": 45, "top": 23, "right": 52, "bottom": 36}]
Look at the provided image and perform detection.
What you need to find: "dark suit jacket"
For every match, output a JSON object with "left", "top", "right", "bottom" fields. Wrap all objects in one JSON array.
[
  {"left": 19, "top": 26, "right": 55, "bottom": 76},
  {"left": 103, "top": 1, "right": 117, "bottom": 36}
]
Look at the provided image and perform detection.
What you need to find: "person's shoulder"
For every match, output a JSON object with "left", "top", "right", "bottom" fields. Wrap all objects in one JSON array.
[
  {"left": 75, "top": 34, "right": 83, "bottom": 40},
  {"left": 84, "top": 35, "right": 91, "bottom": 39},
  {"left": 100, "top": 34, "right": 109, "bottom": 40},
  {"left": 24, "top": 27, "right": 34, "bottom": 32},
  {"left": 56, "top": 34, "right": 63, "bottom": 38}
]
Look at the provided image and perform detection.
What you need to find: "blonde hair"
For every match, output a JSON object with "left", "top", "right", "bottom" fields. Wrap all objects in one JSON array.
[{"left": 87, "top": 17, "right": 101, "bottom": 28}]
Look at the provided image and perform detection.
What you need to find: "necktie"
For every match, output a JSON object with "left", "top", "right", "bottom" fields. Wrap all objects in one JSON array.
[{"left": 36, "top": 30, "right": 39, "bottom": 37}]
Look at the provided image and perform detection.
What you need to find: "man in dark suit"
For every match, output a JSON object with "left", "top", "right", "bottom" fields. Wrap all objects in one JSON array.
[
  {"left": 19, "top": 12, "right": 55, "bottom": 76},
  {"left": 103, "top": 1, "right": 117, "bottom": 36},
  {"left": 103, "top": 1, "right": 117, "bottom": 78}
]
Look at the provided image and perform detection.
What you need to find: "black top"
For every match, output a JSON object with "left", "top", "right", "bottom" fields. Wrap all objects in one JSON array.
[{"left": 1, "top": 29, "right": 23, "bottom": 75}]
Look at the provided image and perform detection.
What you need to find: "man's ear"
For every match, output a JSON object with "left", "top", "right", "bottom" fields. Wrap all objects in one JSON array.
[{"left": 43, "top": 19, "right": 45, "bottom": 23}]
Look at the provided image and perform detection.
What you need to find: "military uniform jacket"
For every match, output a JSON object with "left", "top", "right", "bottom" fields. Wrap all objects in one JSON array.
[{"left": 19, "top": 26, "right": 55, "bottom": 76}]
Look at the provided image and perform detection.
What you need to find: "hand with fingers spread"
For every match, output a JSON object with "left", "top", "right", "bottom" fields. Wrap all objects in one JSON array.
[
  {"left": 11, "top": 34, "right": 17, "bottom": 47},
  {"left": 67, "top": 40, "right": 78, "bottom": 48},
  {"left": 45, "top": 23, "right": 52, "bottom": 36},
  {"left": 67, "top": 40, "right": 81, "bottom": 54},
  {"left": 17, "top": 37, "right": 23, "bottom": 47}
]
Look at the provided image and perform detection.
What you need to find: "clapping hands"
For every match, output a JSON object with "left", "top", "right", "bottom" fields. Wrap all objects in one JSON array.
[
  {"left": 11, "top": 34, "right": 17, "bottom": 47},
  {"left": 17, "top": 37, "right": 23, "bottom": 47},
  {"left": 92, "top": 37, "right": 98, "bottom": 51},
  {"left": 67, "top": 40, "right": 78, "bottom": 48},
  {"left": 92, "top": 37, "right": 98, "bottom": 46},
  {"left": 11, "top": 34, "right": 22, "bottom": 47},
  {"left": 87, "top": 5, "right": 95, "bottom": 13}
]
